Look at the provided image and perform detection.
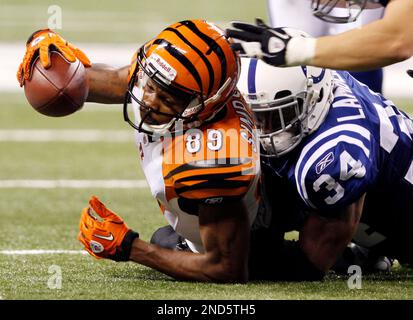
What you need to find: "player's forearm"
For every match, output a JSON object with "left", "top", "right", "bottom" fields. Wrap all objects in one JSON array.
[
  {"left": 299, "top": 196, "right": 365, "bottom": 272},
  {"left": 129, "top": 201, "right": 250, "bottom": 283},
  {"left": 313, "top": 0, "right": 413, "bottom": 70},
  {"left": 129, "top": 239, "right": 247, "bottom": 283},
  {"left": 299, "top": 214, "right": 353, "bottom": 272},
  {"left": 86, "top": 63, "right": 129, "bottom": 104},
  {"left": 314, "top": 28, "right": 408, "bottom": 71}
]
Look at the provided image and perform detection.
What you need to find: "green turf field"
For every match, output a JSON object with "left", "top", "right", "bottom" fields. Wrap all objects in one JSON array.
[
  {"left": 1, "top": 92, "right": 413, "bottom": 300},
  {"left": 1, "top": 0, "right": 413, "bottom": 301},
  {"left": 0, "top": 0, "right": 267, "bottom": 43}
]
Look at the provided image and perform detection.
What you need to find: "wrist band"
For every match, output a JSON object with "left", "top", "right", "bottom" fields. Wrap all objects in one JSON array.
[
  {"left": 286, "top": 37, "right": 317, "bottom": 66},
  {"left": 113, "top": 230, "right": 140, "bottom": 262}
]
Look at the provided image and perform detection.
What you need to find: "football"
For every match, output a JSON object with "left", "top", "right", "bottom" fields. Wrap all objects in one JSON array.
[{"left": 24, "top": 50, "right": 89, "bottom": 117}]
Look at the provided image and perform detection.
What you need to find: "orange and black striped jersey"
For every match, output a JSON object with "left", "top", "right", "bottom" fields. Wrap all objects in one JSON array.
[{"left": 134, "top": 91, "right": 261, "bottom": 253}]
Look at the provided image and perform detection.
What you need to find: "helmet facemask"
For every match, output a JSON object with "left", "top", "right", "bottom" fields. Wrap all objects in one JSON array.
[
  {"left": 238, "top": 58, "right": 334, "bottom": 158},
  {"left": 311, "top": 0, "right": 370, "bottom": 23},
  {"left": 124, "top": 42, "right": 236, "bottom": 136},
  {"left": 124, "top": 45, "right": 203, "bottom": 136},
  {"left": 250, "top": 86, "right": 317, "bottom": 157}
]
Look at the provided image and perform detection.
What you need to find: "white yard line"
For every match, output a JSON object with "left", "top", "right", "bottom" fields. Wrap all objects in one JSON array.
[
  {"left": 0, "top": 250, "right": 87, "bottom": 255},
  {"left": 0, "top": 129, "right": 134, "bottom": 142},
  {"left": 0, "top": 180, "right": 148, "bottom": 188}
]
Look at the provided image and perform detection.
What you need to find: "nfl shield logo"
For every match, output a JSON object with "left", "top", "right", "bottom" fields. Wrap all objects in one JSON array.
[{"left": 90, "top": 240, "right": 104, "bottom": 254}]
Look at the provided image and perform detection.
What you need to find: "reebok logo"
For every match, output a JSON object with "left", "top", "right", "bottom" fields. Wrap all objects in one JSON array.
[
  {"left": 316, "top": 152, "right": 334, "bottom": 174},
  {"left": 205, "top": 197, "right": 223, "bottom": 205}
]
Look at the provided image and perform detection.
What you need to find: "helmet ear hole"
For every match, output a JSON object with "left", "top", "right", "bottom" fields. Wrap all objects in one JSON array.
[
  {"left": 317, "top": 87, "right": 324, "bottom": 103},
  {"left": 274, "top": 90, "right": 292, "bottom": 100}
]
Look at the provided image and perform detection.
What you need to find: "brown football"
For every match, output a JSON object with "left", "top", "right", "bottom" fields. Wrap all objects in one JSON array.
[{"left": 24, "top": 51, "right": 89, "bottom": 117}]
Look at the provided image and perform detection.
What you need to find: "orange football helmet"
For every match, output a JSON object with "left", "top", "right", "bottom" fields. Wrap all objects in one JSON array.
[{"left": 123, "top": 19, "right": 240, "bottom": 135}]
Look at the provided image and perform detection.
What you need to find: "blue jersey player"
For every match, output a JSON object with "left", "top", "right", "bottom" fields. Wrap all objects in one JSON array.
[
  {"left": 227, "top": 1, "right": 413, "bottom": 77},
  {"left": 238, "top": 57, "right": 413, "bottom": 274}
]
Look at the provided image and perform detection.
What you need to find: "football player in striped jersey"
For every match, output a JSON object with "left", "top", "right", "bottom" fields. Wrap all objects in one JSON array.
[
  {"left": 78, "top": 20, "right": 261, "bottom": 283},
  {"left": 20, "top": 19, "right": 332, "bottom": 283},
  {"left": 238, "top": 57, "right": 413, "bottom": 274}
]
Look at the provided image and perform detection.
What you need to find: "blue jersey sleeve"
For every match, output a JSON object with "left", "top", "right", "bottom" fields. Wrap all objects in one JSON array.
[{"left": 295, "top": 138, "right": 378, "bottom": 213}]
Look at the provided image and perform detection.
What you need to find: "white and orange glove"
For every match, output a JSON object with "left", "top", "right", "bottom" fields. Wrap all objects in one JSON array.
[
  {"left": 78, "top": 196, "right": 139, "bottom": 262},
  {"left": 17, "top": 28, "right": 91, "bottom": 87}
]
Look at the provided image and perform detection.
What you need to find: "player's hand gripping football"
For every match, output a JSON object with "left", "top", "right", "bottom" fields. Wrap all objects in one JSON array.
[
  {"left": 78, "top": 196, "right": 139, "bottom": 261},
  {"left": 17, "top": 29, "right": 91, "bottom": 87},
  {"left": 226, "top": 18, "right": 314, "bottom": 67}
]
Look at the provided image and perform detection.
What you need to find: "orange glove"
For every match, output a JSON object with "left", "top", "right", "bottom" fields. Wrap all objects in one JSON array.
[
  {"left": 78, "top": 196, "right": 139, "bottom": 261},
  {"left": 17, "top": 29, "right": 92, "bottom": 87}
]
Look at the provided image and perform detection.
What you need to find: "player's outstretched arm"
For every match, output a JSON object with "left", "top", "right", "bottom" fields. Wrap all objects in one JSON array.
[
  {"left": 227, "top": 0, "right": 413, "bottom": 70},
  {"left": 86, "top": 64, "right": 129, "bottom": 104},
  {"left": 299, "top": 194, "right": 366, "bottom": 272},
  {"left": 129, "top": 201, "right": 250, "bottom": 283},
  {"left": 78, "top": 196, "right": 250, "bottom": 283}
]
